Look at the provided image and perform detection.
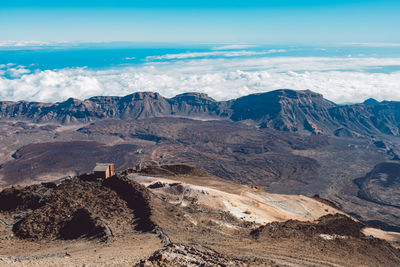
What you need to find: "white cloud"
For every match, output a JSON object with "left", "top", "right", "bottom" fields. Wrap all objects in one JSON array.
[
  {"left": 1, "top": 56, "right": 400, "bottom": 104},
  {"left": 346, "top": 42, "right": 400, "bottom": 47},
  {"left": 6, "top": 66, "right": 31, "bottom": 78},
  {"left": 146, "top": 49, "right": 286, "bottom": 61},
  {"left": 211, "top": 44, "right": 257, "bottom": 50},
  {"left": 124, "top": 57, "right": 136, "bottom": 60},
  {"left": 0, "top": 40, "right": 72, "bottom": 48},
  {"left": 0, "top": 41, "right": 51, "bottom": 47}
]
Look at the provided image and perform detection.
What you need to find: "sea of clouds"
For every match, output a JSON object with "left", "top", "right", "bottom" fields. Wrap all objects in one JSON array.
[{"left": 1, "top": 53, "right": 400, "bottom": 104}]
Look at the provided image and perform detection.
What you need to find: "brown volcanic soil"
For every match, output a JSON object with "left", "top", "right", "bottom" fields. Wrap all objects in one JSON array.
[
  {"left": 12, "top": 180, "right": 133, "bottom": 240},
  {"left": 355, "top": 162, "right": 400, "bottom": 208},
  {"left": 0, "top": 117, "right": 398, "bottom": 233},
  {"left": 0, "top": 117, "right": 399, "bottom": 237},
  {"left": 76, "top": 117, "right": 325, "bottom": 187},
  {"left": 0, "top": 118, "right": 325, "bottom": 188},
  {"left": 136, "top": 243, "right": 276, "bottom": 267},
  {"left": 141, "top": 173, "right": 400, "bottom": 267},
  {"left": 312, "top": 194, "right": 342, "bottom": 210},
  {"left": 0, "top": 141, "right": 141, "bottom": 185},
  {"left": 0, "top": 169, "right": 400, "bottom": 266},
  {"left": 0, "top": 174, "right": 163, "bottom": 266},
  {"left": 0, "top": 176, "right": 154, "bottom": 241},
  {"left": 244, "top": 214, "right": 400, "bottom": 267},
  {"left": 251, "top": 214, "right": 365, "bottom": 239},
  {"left": 0, "top": 184, "right": 44, "bottom": 211},
  {"left": 137, "top": 164, "right": 210, "bottom": 177}
]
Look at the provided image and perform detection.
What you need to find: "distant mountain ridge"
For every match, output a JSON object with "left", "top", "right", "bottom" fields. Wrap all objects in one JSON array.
[{"left": 1, "top": 89, "right": 400, "bottom": 137}]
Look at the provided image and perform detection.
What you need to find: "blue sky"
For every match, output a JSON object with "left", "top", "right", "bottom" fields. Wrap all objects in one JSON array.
[{"left": 0, "top": 0, "right": 399, "bottom": 44}]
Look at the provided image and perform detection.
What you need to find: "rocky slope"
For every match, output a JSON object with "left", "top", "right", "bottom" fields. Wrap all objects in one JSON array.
[
  {"left": 0, "top": 91, "right": 226, "bottom": 124},
  {"left": 329, "top": 101, "right": 400, "bottom": 137},
  {"left": 1, "top": 115, "right": 399, "bottom": 232},
  {"left": 0, "top": 118, "right": 325, "bottom": 187},
  {"left": 354, "top": 162, "right": 400, "bottom": 213},
  {"left": 230, "top": 89, "right": 337, "bottom": 134},
  {"left": 0, "top": 166, "right": 399, "bottom": 266},
  {"left": 2, "top": 89, "right": 400, "bottom": 137}
]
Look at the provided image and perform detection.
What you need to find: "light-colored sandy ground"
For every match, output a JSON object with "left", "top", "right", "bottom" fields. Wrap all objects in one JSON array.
[
  {"left": 363, "top": 227, "right": 400, "bottom": 248},
  {"left": 129, "top": 173, "right": 342, "bottom": 224},
  {"left": 130, "top": 173, "right": 400, "bottom": 250},
  {"left": 1, "top": 171, "right": 399, "bottom": 266}
]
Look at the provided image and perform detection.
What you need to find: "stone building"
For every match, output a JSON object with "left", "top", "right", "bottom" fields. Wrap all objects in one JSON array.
[{"left": 93, "top": 163, "right": 115, "bottom": 179}]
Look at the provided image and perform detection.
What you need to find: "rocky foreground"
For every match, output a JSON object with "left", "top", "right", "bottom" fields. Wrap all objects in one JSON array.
[{"left": 0, "top": 165, "right": 399, "bottom": 266}]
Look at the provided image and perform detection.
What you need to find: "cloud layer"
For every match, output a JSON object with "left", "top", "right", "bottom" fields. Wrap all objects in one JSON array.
[
  {"left": 211, "top": 44, "right": 257, "bottom": 50},
  {"left": 1, "top": 55, "right": 400, "bottom": 104},
  {"left": 145, "top": 49, "right": 286, "bottom": 60}
]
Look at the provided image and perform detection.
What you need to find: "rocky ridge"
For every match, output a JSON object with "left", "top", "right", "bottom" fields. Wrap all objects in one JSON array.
[
  {"left": 2, "top": 89, "right": 400, "bottom": 137},
  {"left": 0, "top": 165, "right": 399, "bottom": 266}
]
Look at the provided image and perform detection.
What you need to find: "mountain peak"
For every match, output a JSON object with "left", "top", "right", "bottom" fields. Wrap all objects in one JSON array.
[
  {"left": 266, "top": 89, "right": 324, "bottom": 99},
  {"left": 174, "top": 92, "right": 214, "bottom": 99},
  {"left": 229, "top": 89, "right": 336, "bottom": 133},
  {"left": 171, "top": 92, "right": 217, "bottom": 104},
  {"left": 363, "top": 98, "right": 380, "bottom": 105},
  {"left": 2, "top": 89, "right": 400, "bottom": 137},
  {"left": 59, "top": 97, "right": 84, "bottom": 107},
  {"left": 123, "top": 92, "right": 162, "bottom": 101}
]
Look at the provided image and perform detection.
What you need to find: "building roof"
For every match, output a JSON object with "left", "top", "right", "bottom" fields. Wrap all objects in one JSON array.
[
  {"left": 51, "top": 176, "right": 71, "bottom": 185},
  {"left": 93, "top": 163, "right": 113, "bottom": 172}
]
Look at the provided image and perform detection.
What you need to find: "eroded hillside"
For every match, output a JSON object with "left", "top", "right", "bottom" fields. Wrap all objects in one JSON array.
[{"left": 0, "top": 166, "right": 399, "bottom": 266}]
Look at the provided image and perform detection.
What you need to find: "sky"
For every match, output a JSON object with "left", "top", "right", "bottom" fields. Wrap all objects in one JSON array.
[
  {"left": 1, "top": 1, "right": 400, "bottom": 104},
  {"left": 0, "top": 0, "right": 399, "bottom": 44}
]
